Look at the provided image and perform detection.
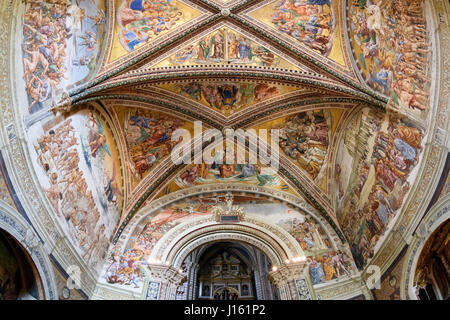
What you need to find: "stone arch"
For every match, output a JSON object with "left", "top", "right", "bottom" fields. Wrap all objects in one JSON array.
[
  {"left": 161, "top": 225, "right": 291, "bottom": 269},
  {"left": 0, "top": 201, "right": 58, "bottom": 300},
  {"left": 194, "top": 242, "right": 258, "bottom": 268},
  {"left": 401, "top": 194, "right": 450, "bottom": 300}
]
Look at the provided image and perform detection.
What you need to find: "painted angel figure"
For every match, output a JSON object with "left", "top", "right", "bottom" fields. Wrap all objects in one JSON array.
[
  {"left": 88, "top": 9, "right": 106, "bottom": 29},
  {"left": 78, "top": 30, "right": 97, "bottom": 52},
  {"left": 104, "top": 164, "right": 123, "bottom": 205},
  {"left": 88, "top": 117, "right": 111, "bottom": 158}
]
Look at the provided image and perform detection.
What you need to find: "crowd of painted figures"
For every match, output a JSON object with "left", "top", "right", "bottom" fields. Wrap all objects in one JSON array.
[
  {"left": 84, "top": 112, "right": 123, "bottom": 210},
  {"left": 278, "top": 111, "right": 330, "bottom": 180},
  {"left": 171, "top": 29, "right": 280, "bottom": 67},
  {"left": 34, "top": 118, "right": 109, "bottom": 265},
  {"left": 105, "top": 205, "right": 205, "bottom": 287},
  {"left": 342, "top": 114, "right": 423, "bottom": 269},
  {"left": 277, "top": 216, "right": 354, "bottom": 285},
  {"left": 105, "top": 249, "right": 144, "bottom": 287},
  {"left": 272, "top": 0, "right": 335, "bottom": 55},
  {"left": 178, "top": 162, "right": 279, "bottom": 187},
  {"left": 350, "top": 0, "right": 431, "bottom": 111},
  {"left": 177, "top": 82, "right": 280, "bottom": 113},
  {"left": 22, "top": 0, "right": 75, "bottom": 113},
  {"left": 227, "top": 31, "right": 279, "bottom": 66},
  {"left": 308, "top": 250, "right": 354, "bottom": 285},
  {"left": 22, "top": 0, "right": 102, "bottom": 114},
  {"left": 277, "top": 217, "right": 331, "bottom": 252},
  {"left": 103, "top": 194, "right": 358, "bottom": 287},
  {"left": 126, "top": 110, "right": 185, "bottom": 179},
  {"left": 118, "top": 0, "right": 184, "bottom": 51}
]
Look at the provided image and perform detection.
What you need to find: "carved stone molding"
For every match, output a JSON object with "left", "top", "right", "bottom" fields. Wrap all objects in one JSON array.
[
  {"left": 92, "top": 285, "right": 138, "bottom": 300},
  {"left": 169, "top": 230, "right": 284, "bottom": 268},
  {"left": 314, "top": 277, "right": 368, "bottom": 300},
  {"left": 149, "top": 214, "right": 305, "bottom": 265}
]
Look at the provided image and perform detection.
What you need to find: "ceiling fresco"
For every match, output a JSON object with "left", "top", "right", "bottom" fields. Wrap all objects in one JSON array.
[
  {"left": 147, "top": 26, "right": 305, "bottom": 71},
  {"left": 20, "top": 0, "right": 107, "bottom": 115},
  {"left": 154, "top": 160, "right": 302, "bottom": 201},
  {"left": 334, "top": 107, "right": 425, "bottom": 270},
  {"left": 115, "top": 106, "right": 197, "bottom": 189},
  {"left": 109, "top": 0, "right": 204, "bottom": 62},
  {"left": 5, "top": 0, "right": 445, "bottom": 291},
  {"left": 248, "top": 0, "right": 337, "bottom": 57},
  {"left": 243, "top": 0, "right": 355, "bottom": 74},
  {"left": 347, "top": 0, "right": 432, "bottom": 117},
  {"left": 26, "top": 107, "right": 124, "bottom": 273},
  {"left": 252, "top": 108, "right": 345, "bottom": 192},
  {"left": 155, "top": 81, "right": 302, "bottom": 116}
]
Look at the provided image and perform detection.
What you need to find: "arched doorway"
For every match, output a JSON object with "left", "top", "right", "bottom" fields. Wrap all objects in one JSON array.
[
  {"left": 0, "top": 229, "right": 43, "bottom": 300},
  {"left": 178, "top": 241, "right": 276, "bottom": 300},
  {"left": 119, "top": 190, "right": 339, "bottom": 300},
  {"left": 413, "top": 219, "right": 449, "bottom": 300}
]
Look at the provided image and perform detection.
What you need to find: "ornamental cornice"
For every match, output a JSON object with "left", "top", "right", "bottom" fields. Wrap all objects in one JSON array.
[
  {"left": 314, "top": 276, "right": 367, "bottom": 300},
  {"left": 76, "top": 94, "right": 362, "bottom": 132}
]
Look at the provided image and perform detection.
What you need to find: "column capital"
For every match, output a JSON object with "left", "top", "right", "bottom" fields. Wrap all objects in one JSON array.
[
  {"left": 268, "top": 262, "right": 308, "bottom": 286},
  {"left": 148, "top": 264, "right": 187, "bottom": 287}
]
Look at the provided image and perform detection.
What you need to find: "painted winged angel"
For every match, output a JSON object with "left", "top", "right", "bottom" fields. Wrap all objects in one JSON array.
[
  {"left": 88, "top": 117, "right": 111, "bottom": 158},
  {"left": 104, "top": 164, "right": 123, "bottom": 204}
]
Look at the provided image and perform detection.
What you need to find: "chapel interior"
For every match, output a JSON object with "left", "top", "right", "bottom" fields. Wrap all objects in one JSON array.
[{"left": 0, "top": 0, "right": 449, "bottom": 300}]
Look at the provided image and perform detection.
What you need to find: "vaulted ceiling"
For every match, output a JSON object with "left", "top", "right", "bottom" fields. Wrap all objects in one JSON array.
[
  {"left": 63, "top": 0, "right": 387, "bottom": 240},
  {"left": 12, "top": 0, "right": 438, "bottom": 279},
  {"left": 53, "top": 0, "right": 429, "bottom": 236}
]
